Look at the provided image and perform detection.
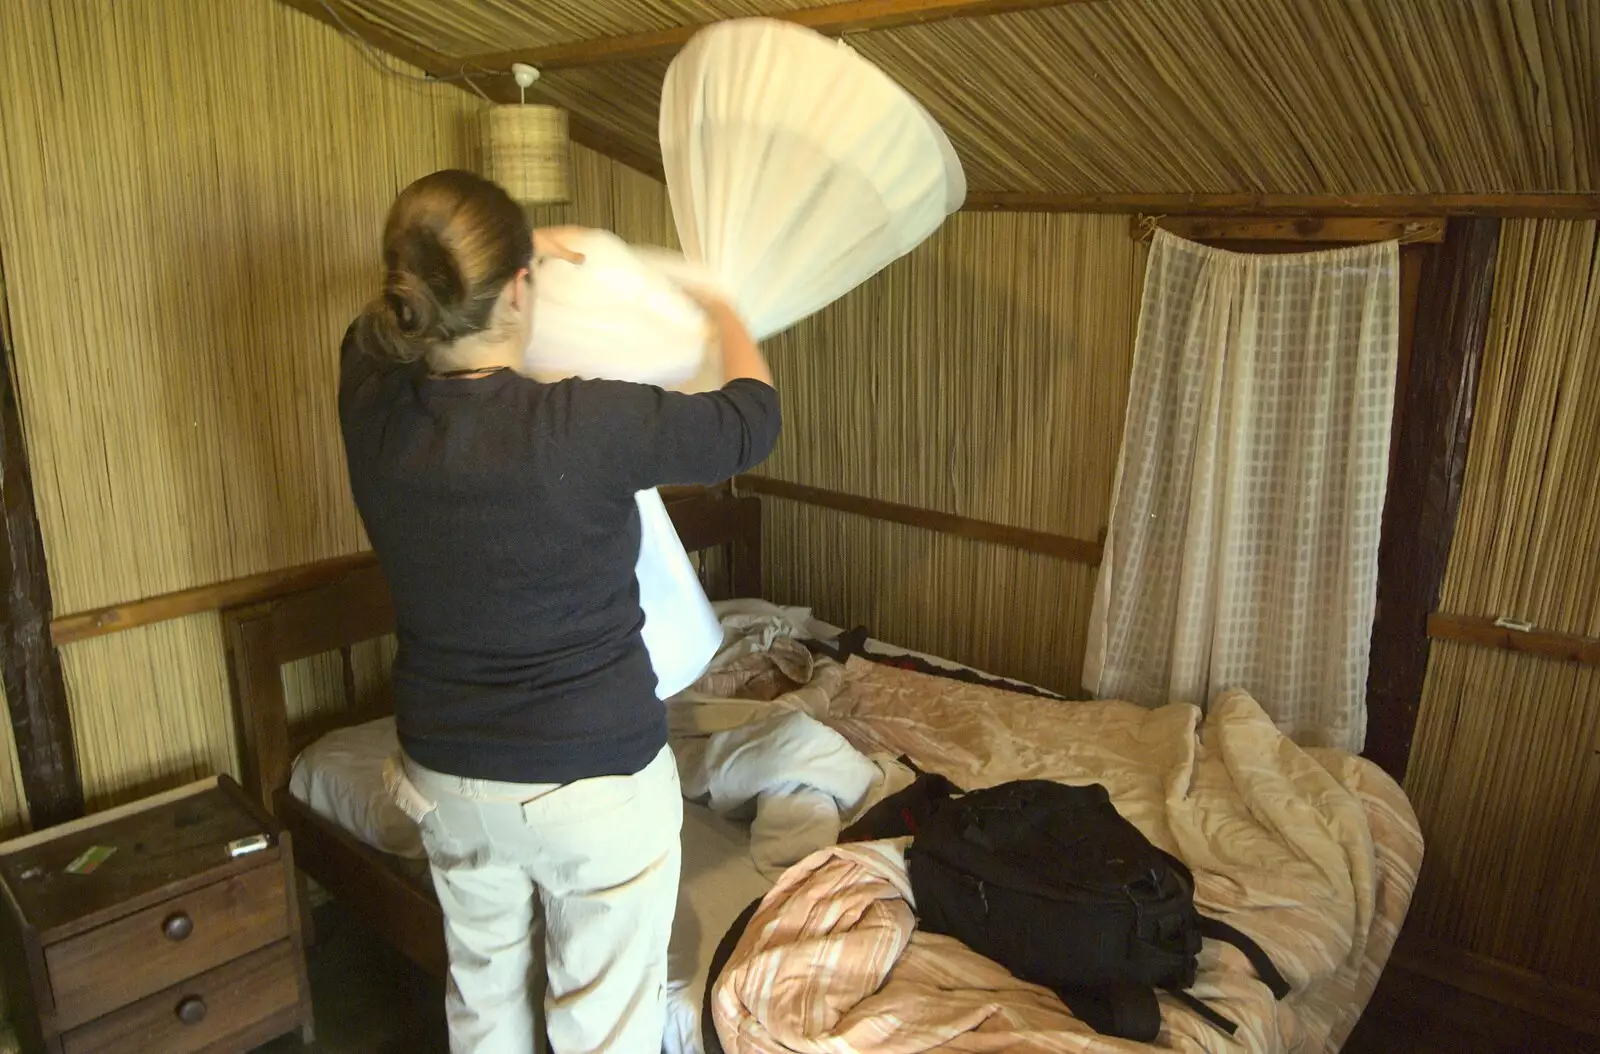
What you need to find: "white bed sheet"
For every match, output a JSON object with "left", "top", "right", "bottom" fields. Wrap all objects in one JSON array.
[{"left": 287, "top": 619, "right": 1025, "bottom": 1054}]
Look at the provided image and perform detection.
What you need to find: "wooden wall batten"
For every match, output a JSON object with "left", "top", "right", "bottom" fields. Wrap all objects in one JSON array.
[
  {"left": 738, "top": 476, "right": 1103, "bottom": 565},
  {"left": 1426, "top": 612, "right": 1600, "bottom": 669},
  {"left": 1363, "top": 218, "right": 1500, "bottom": 782},
  {"left": 51, "top": 554, "right": 382, "bottom": 648},
  {"left": 0, "top": 314, "right": 83, "bottom": 828},
  {"left": 1134, "top": 215, "right": 1447, "bottom": 244}
]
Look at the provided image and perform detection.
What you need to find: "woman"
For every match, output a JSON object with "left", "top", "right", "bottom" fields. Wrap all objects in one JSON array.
[{"left": 339, "top": 169, "right": 780, "bottom": 1054}]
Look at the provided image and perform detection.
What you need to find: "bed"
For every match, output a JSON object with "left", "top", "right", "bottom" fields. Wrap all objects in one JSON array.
[
  {"left": 221, "top": 486, "right": 1423, "bottom": 1054},
  {"left": 223, "top": 487, "right": 769, "bottom": 1050}
]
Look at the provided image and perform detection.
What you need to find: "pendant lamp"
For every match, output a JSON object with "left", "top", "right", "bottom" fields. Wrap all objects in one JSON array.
[{"left": 483, "top": 64, "right": 570, "bottom": 205}]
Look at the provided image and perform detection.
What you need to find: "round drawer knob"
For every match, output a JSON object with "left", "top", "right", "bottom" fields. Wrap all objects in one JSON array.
[
  {"left": 162, "top": 912, "right": 193, "bottom": 941},
  {"left": 176, "top": 996, "right": 207, "bottom": 1026}
]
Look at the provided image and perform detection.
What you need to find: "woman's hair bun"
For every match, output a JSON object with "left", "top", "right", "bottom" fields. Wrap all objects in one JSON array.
[
  {"left": 354, "top": 169, "right": 534, "bottom": 364},
  {"left": 384, "top": 268, "right": 443, "bottom": 340}
]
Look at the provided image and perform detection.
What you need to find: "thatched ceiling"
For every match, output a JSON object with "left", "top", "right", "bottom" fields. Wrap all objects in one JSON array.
[{"left": 296, "top": 0, "right": 1599, "bottom": 197}]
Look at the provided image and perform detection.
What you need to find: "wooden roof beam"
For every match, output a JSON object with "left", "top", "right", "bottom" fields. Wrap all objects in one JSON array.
[
  {"left": 464, "top": 0, "right": 1099, "bottom": 72},
  {"left": 964, "top": 191, "right": 1600, "bottom": 219}
]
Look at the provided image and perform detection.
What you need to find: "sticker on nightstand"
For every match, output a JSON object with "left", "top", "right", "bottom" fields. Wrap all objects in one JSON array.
[{"left": 64, "top": 846, "right": 115, "bottom": 874}]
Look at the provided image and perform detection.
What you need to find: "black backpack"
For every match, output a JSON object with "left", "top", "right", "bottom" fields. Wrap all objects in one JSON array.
[{"left": 905, "top": 777, "right": 1291, "bottom": 1041}]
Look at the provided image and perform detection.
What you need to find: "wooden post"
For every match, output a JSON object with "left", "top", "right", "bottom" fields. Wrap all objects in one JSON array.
[
  {"left": 0, "top": 298, "right": 84, "bottom": 827},
  {"left": 1364, "top": 218, "right": 1501, "bottom": 782}
]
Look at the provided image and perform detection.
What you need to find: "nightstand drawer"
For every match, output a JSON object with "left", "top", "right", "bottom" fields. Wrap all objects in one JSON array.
[
  {"left": 46, "top": 864, "right": 288, "bottom": 1029},
  {"left": 60, "top": 939, "right": 300, "bottom": 1054}
]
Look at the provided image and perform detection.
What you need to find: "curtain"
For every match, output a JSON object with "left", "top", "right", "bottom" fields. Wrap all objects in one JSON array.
[{"left": 1084, "top": 230, "right": 1399, "bottom": 751}]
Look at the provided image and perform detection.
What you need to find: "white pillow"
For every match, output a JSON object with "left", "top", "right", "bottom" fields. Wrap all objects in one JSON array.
[
  {"left": 525, "top": 229, "right": 716, "bottom": 388},
  {"left": 287, "top": 717, "right": 424, "bottom": 859}
]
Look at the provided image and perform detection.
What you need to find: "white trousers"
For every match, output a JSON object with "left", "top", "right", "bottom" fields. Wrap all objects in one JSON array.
[{"left": 390, "top": 746, "right": 683, "bottom": 1054}]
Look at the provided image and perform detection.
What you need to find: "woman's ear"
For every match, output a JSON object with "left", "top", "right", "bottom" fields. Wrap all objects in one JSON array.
[{"left": 508, "top": 267, "right": 533, "bottom": 314}]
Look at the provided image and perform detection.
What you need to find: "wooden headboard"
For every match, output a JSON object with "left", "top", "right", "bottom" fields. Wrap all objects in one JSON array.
[{"left": 222, "top": 487, "right": 761, "bottom": 814}]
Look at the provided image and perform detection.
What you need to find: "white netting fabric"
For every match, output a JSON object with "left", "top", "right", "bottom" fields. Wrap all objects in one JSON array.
[{"left": 523, "top": 19, "right": 965, "bottom": 697}]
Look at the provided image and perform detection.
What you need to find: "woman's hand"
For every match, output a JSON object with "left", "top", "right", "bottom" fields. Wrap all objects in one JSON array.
[
  {"left": 677, "top": 283, "right": 771, "bottom": 388},
  {"left": 532, "top": 227, "right": 587, "bottom": 265},
  {"left": 678, "top": 283, "right": 739, "bottom": 321}
]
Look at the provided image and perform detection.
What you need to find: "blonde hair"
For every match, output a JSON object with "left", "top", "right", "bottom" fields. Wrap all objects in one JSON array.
[{"left": 356, "top": 170, "right": 533, "bottom": 363}]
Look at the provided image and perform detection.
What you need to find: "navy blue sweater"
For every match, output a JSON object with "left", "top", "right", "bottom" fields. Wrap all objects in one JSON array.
[{"left": 338, "top": 330, "right": 781, "bottom": 783}]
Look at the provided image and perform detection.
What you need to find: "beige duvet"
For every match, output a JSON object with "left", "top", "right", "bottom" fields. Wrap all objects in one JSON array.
[{"left": 707, "top": 657, "right": 1423, "bottom": 1054}]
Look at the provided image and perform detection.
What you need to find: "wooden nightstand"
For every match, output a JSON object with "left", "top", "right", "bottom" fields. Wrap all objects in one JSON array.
[{"left": 0, "top": 775, "right": 313, "bottom": 1053}]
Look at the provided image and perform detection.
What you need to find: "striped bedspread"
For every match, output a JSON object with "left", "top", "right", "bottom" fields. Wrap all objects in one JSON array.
[{"left": 710, "top": 657, "right": 1423, "bottom": 1054}]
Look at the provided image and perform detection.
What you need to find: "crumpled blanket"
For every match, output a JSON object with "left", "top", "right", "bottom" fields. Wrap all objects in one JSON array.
[
  {"left": 668, "top": 602, "right": 844, "bottom": 739},
  {"left": 670, "top": 603, "right": 913, "bottom": 879},
  {"left": 712, "top": 658, "right": 1425, "bottom": 1054},
  {"left": 715, "top": 839, "right": 1108, "bottom": 1054},
  {"left": 703, "top": 600, "right": 813, "bottom": 666},
  {"left": 678, "top": 710, "right": 914, "bottom": 879}
]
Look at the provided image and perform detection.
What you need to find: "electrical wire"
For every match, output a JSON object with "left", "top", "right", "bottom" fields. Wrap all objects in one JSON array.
[
  {"left": 457, "top": 67, "right": 494, "bottom": 103},
  {"left": 315, "top": 0, "right": 501, "bottom": 99}
]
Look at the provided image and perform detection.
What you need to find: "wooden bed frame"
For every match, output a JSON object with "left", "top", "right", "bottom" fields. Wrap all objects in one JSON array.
[{"left": 220, "top": 486, "right": 762, "bottom": 977}]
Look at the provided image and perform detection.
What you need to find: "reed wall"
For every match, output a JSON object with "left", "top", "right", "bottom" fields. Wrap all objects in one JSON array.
[
  {"left": 1406, "top": 219, "right": 1600, "bottom": 990},
  {"left": 755, "top": 214, "right": 1147, "bottom": 691},
  {"left": 11, "top": 21, "right": 1590, "bottom": 1002},
  {"left": 0, "top": 0, "right": 671, "bottom": 813}
]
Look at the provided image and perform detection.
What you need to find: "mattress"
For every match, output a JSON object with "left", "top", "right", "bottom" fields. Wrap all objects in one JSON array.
[
  {"left": 289, "top": 614, "right": 1420, "bottom": 1054},
  {"left": 709, "top": 659, "right": 1424, "bottom": 1054},
  {"left": 287, "top": 617, "right": 1015, "bottom": 1054}
]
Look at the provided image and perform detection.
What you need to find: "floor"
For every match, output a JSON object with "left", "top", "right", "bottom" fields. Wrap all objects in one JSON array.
[
  {"left": 256, "top": 904, "right": 446, "bottom": 1054},
  {"left": 1343, "top": 966, "right": 1600, "bottom": 1054},
  {"left": 258, "top": 903, "right": 1600, "bottom": 1053}
]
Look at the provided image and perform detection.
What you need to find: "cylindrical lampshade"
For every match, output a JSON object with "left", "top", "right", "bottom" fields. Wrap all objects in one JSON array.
[{"left": 483, "top": 104, "right": 570, "bottom": 204}]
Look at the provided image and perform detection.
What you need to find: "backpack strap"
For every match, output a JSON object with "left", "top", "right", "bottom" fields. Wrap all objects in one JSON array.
[
  {"left": 701, "top": 896, "right": 764, "bottom": 1054},
  {"left": 1198, "top": 915, "right": 1292, "bottom": 1000},
  {"left": 1162, "top": 985, "right": 1240, "bottom": 1036},
  {"left": 1058, "top": 983, "right": 1243, "bottom": 1042},
  {"left": 1151, "top": 848, "right": 1290, "bottom": 1000},
  {"left": 805, "top": 625, "right": 871, "bottom": 662}
]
